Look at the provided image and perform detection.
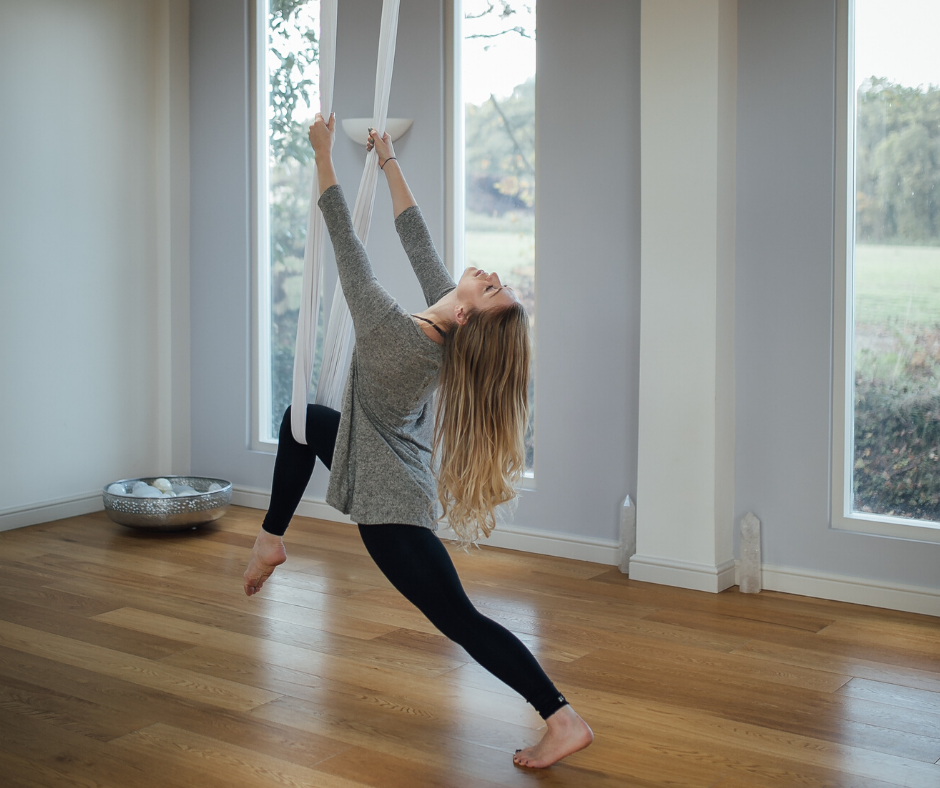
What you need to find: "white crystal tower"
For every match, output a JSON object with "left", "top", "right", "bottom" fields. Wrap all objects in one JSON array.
[
  {"left": 619, "top": 495, "right": 636, "bottom": 574},
  {"left": 739, "top": 512, "right": 762, "bottom": 593}
]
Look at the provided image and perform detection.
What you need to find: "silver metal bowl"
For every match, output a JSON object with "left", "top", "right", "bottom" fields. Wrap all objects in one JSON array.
[{"left": 102, "top": 476, "right": 232, "bottom": 531}]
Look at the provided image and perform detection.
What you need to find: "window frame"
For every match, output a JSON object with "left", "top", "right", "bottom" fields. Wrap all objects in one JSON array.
[
  {"left": 830, "top": 0, "right": 940, "bottom": 544},
  {"left": 248, "top": 0, "right": 540, "bottom": 477},
  {"left": 249, "top": 0, "right": 277, "bottom": 452}
]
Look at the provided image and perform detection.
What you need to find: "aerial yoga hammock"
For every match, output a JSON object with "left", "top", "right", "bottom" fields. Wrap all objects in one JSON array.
[{"left": 290, "top": 0, "right": 401, "bottom": 444}]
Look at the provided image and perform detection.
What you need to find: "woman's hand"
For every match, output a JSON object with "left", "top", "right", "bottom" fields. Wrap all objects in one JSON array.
[
  {"left": 366, "top": 128, "right": 396, "bottom": 168},
  {"left": 243, "top": 528, "right": 287, "bottom": 596},
  {"left": 308, "top": 112, "right": 336, "bottom": 161}
]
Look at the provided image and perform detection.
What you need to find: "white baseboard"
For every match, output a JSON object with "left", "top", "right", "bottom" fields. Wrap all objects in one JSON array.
[
  {"left": 231, "top": 485, "right": 355, "bottom": 525},
  {"left": 628, "top": 554, "right": 737, "bottom": 593},
  {"left": 0, "top": 491, "right": 104, "bottom": 532},
  {"left": 735, "top": 560, "right": 940, "bottom": 618},
  {"left": 440, "top": 521, "right": 622, "bottom": 564},
  {"left": 231, "top": 485, "right": 622, "bottom": 565}
]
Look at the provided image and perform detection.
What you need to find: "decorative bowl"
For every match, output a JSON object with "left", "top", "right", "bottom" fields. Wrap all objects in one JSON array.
[{"left": 102, "top": 476, "right": 232, "bottom": 531}]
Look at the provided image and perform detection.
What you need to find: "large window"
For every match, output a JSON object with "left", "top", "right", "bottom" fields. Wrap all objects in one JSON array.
[
  {"left": 834, "top": 0, "right": 940, "bottom": 541},
  {"left": 460, "top": 0, "right": 537, "bottom": 473},
  {"left": 252, "top": 0, "right": 323, "bottom": 447}
]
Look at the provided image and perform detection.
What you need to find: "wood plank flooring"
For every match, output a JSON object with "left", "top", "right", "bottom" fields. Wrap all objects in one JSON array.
[{"left": 0, "top": 506, "right": 938, "bottom": 787}]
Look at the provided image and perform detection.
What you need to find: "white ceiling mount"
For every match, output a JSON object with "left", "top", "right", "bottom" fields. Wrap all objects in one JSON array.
[{"left": 341, "top": 117, "right": 414, "bottom": 145}]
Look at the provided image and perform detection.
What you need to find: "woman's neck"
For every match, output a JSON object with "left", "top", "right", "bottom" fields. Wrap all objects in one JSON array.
[{"left": 414, "top": 290, "right": 457, "bottom": 332}]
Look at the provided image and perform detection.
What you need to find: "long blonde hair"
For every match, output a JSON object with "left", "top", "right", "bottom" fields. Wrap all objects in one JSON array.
[{"left": 433, "top": 301, "right": 530, "bottom": 550}]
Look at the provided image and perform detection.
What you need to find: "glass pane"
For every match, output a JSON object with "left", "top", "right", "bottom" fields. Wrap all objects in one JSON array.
[
  {"left": 852, "top": 0, "right": 940, "bottom": 522},
  {"left": 265, "top": 0, "right": 322, "bottom": 440},
  {"left": 462, "top": 1, "right": 537, "bottom": 471}
]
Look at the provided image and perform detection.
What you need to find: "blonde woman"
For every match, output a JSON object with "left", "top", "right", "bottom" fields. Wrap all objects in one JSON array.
[{"left": 243, "top": 112, "right": 593, "bottom": 769}]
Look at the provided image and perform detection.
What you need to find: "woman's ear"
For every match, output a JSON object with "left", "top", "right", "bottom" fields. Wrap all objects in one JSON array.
[{"left": 455, "top": 304, "right": 469, "bottom": 326}]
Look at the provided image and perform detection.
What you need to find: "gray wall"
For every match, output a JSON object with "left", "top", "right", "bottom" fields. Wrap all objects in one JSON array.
[
  {"left": 523, "top": 0, "right": 639, "bottom": 540},
  {"left": 0, "top": 0, "right": 168, "bottom": 516},
  {"left": 189, "top": 0, "right": 641, "bottom": 543},
  {"left": 735, "top": 0, "right": 939, "bottom": 587}
]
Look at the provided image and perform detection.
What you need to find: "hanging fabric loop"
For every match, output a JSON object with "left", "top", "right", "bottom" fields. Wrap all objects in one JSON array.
[{"left": 290, "top": 0, "right": 402, "bottom": 443}]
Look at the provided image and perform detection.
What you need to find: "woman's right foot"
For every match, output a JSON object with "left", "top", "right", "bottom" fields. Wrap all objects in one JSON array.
[{"left": 513, "top": 704, "right": 594, "bottom": 769}]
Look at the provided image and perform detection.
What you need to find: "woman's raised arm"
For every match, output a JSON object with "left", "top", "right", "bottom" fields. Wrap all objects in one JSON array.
[
  {"left": 368, "top": 129, "right": 416, "bottom": 218},
  {"left": 368, "top": 129, "right": 455, "bottom": 306}
]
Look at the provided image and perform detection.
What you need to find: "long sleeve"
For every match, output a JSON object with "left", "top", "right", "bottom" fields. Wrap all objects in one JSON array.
[
  {"left": 318, "top": 184, "right": 396, "bottom": 337},
  {"left": 394, "top": 205, "right": 457, "bottom": 307}
]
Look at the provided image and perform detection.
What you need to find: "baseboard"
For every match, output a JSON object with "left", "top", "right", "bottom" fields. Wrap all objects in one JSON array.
[
  {"left": 439, "top": 521, "right": 622, "bottom": 564},
  {"left": 231, "top": 485, "right": 622, "bottom": 565},
  {"left": 231, "top": 485, "right": 355, "bottom": 525},
  {"left": 628, "top": 554, "right": 737, "bottom": 593},
  {"left": 0, "top": 491, "right": 104, "bottom": 532},
  {"left": 734, "top": 560, "right": 940, "bottom": 618}
]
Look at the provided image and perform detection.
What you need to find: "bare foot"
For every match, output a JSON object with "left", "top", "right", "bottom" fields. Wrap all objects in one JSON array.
[
  {"left": 513, "top": 704, "right": 594, "bottom": 768},
  {"left": 243, "top": 528, "right": 287, "bottom": 596}
]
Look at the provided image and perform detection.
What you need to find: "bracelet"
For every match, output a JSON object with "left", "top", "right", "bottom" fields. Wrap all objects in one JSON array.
[{"left": 379, "top": 156, "right": 397, "bottom": 170}]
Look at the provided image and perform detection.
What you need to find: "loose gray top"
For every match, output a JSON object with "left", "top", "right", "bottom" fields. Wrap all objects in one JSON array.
[{"left": 318, "top": 184, "right": 456, "bottom": 530}]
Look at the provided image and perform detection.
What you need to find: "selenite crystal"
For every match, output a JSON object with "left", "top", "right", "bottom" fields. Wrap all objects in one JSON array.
[{"left": 739, "top": 512, "right": 762, "bottom": 594}]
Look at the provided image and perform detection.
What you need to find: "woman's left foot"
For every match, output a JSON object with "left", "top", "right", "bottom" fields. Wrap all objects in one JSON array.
[
  {"left": 513, "top": 704, "right": 594, "bottom": 768},
  {"left": 243, "top": 529, "right": 287, "bottom": 596}
]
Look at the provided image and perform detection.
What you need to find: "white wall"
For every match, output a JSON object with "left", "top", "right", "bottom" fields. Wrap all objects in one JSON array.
[
  {"left": 735, "top": 0, "right": 940, "bottom": 593},
  {"left": 0, "top": 0, "right": 190, "bottom": 529},
  {"left": 189, "top": 0, "right": 641, "bottom": 548}
]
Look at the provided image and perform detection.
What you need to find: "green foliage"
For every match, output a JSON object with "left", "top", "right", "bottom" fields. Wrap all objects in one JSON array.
[
  {"left": 856, "top": 78, "right": 940, "bottom": 244},
  {"left": 465, "top": 77, "right": 535, "bottom": 212},
  {"left": 854, "top": 375, "right": 940, "bottom": 521},
  {"left": 266, "top": 0, "right": 321, "bottom": 434},
  {"left": 269, "top": 0, "right": 319, "bottom": 165},
  {"left": 853, "top": 79, "right": 940, "bottom": 522}
]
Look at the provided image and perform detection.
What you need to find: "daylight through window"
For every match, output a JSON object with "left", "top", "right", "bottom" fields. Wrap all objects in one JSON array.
[
  {"left": 257, "top": 0, "right": 322, "bottom": 443},
  {"left": 850, "top": 0, "right": 940, "bottom": 525},
  {"left": 462, "top": 0, "right": 537, "bottom": 472}
]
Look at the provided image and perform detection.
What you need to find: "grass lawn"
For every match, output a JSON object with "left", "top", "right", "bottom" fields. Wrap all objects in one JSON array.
[
  {"left": 855, "top": 243, "right": 940, "bottom": 327},
  {"left": 464, "top": 211, "right": 535, "bottom": 291}
]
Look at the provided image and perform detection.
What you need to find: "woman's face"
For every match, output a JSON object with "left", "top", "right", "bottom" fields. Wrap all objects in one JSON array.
[{"left": 455, "top": 266, "right": 519, "bottom": 315}]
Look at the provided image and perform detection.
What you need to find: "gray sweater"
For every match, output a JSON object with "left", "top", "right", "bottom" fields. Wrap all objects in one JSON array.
[{"left": 318, "top": 184, "right": 456, "bottom": 530}]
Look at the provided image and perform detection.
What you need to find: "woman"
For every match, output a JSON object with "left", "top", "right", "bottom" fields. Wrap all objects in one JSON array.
[{"left": 243, "top": 112, "right": 593, "bottom": 769}]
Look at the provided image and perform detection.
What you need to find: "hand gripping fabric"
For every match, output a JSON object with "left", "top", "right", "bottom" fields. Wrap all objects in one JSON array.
[{"left": 290, "top": 0, "right": 402, "bottom": 444}]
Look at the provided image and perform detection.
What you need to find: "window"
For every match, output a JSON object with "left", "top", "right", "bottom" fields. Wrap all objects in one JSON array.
[
  {"left": 458, "top": 0, "right": 537, "bottom": 474},
  {"left": 833, "top": 0, "right": 940, "bottom": 542},
  {"left": 251, "top": 0, "right": 323, "bottom": 448}
]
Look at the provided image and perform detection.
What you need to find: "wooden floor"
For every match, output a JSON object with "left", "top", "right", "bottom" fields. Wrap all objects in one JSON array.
[{"left": 0, "top": 507, "right": 938, "bottom": 788}]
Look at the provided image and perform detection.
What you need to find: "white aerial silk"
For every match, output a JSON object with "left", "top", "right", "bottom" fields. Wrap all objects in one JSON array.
[{"left": 291, "top": 0, "right": 402, "bottom": 444}]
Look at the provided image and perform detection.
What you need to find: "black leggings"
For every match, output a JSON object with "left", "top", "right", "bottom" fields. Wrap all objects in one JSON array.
[{"left": 263, "top": 405, "right": 569, "bottom": 720}]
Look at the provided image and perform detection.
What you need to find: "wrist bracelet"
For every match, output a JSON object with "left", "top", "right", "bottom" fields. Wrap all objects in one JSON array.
[{"left": 380, "top": 156, "right": 397, "bottom": 170}]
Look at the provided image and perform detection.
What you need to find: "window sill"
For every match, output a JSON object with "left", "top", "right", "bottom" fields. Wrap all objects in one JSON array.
[{"left": 831, "top": 511, "right": 940, "bottom": 545}]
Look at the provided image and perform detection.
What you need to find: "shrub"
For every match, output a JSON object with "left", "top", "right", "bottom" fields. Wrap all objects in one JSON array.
[{"left": 853, "top": 377, "right": 940, "bottom": 520}]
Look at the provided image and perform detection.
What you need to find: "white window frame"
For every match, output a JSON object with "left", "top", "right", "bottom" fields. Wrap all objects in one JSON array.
[
  {"left": 831, "top": 0, "right": 940, "bottom": 544},
  {"left": 249, "top": 0, "right": 277, "bottom": 452},
  {"left": 446, "top": 0, "right": 537, "bottom": 486}
]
